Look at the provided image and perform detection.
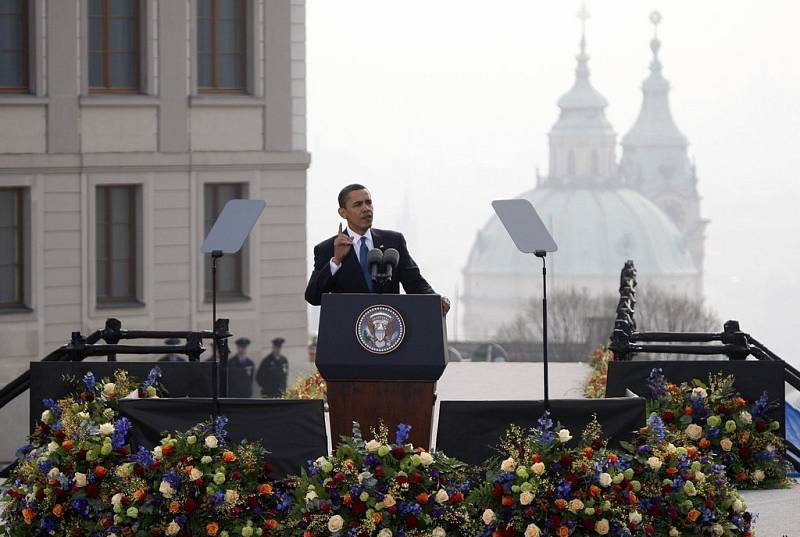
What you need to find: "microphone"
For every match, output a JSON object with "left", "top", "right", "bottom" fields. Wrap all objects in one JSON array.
[
  {"left": 382, "top": 248, "right": 400, "bottom": 281},
  {"left": 367, "top": 248, "right": 384, "bottom": 283}
]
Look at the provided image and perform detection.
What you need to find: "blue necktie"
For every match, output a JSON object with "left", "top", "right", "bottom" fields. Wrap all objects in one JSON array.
[{"left": 359, "top": 236, "right": 373, "bottom": 292}]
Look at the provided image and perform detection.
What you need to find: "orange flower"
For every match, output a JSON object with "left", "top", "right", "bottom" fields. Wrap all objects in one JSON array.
[
  {"left": 739, "top": 432, "right": 750, "bottom": 444},
  {"left": 372, "top": 512, "right": 382, "bottom": 523},
  {"left": 184, "top": 465, "right": 194, "bottom": 475},
  {"left": 22, "top": 508, "right": 35, "bottom": 524},
  {"left": 206, "top": 522, "right": 220, "bottom": 536},
  {"left": 531, "top": 453, "right": 542, "bottom": 463},
  {"left": 736, "top": 397, "right": 746, "bottom": 407},
  {"left": 558, "top": 526, "right": 569, "bottom": 537},
  {"left": 258, "top": 483, "right": 273, "bottom": 496},
  {"left": 583, "top": 447, "right": 594, "bottom": 458},
  {"left": 343, "top": 459, "right": 355, "bottom": 470},
  {"left": 502, "top": 495, "right": 514, "bottom": 506},
  {"left": 666, "top": 467, "right": 678, "bottom": 476},
  {"left": 686, "top": 447, "right": 698, "bottom": 458},
  {"left": 699, "top": 438, "right": 711, "bottom": 449},
  {"left": 555, "top": 499, "right": 568, "bottom": 510},
  {"left": 94, "top": 465, "right": 107, "bottom": 479},
  {"left": 343, "top": 493, "right": 352, "bottom": 505},
  {"left": 687, "top": 509, "right": 701, "bottom": 522},
  {"left": 265, "top": 520, "right": 279, "bottom": 530},
  {"left": 628, "top": 493, "right": 638, "bottom": 504},
  {"left": 589, "top": 485, "right": 600, "bottom": 497},
  {"left": 222, "top": 451, "right": 236, "bottom": 462},
  {"left": 52, "top": 504, "right": 64, "bottom": 518},
  {"left": 169, "top": 501, "right": 181, "bottom": 513},
  {"left": 303, "top": 532, "right": 314, "bottom": 537},
  {"left": 608, "top": 453, "right": 618, "bottom": 464},
  {"left": 133, "top": 489, "right": 146, "bottom": 502},
  {"left": 416, "top": 492, "right": 429, "bottom": 504},
  {"left": 62, "top": 440, "right": 73, "bottom": 450},
  {"left": 162, "top": 444, "right": 174, "bottom": 456},
  {"left": 736, "top": 472, "right": 747, "bottom": 482}
]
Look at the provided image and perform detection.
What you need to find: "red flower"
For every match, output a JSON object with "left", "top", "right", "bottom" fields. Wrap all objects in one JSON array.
[
  {"left": 184, "top": 499, "right": 199, "bottom": 513},
  {"left": 582, "top": 519, "right": 595, "bottom": 531},
  {"left": 391, "top": 447, "right": 405, "bottom": 460},
  {"left": 94, "top": 466, "right": 107, "bottom": 479},
  {"left": 231, "top": 471, "right": 241, "bottom": 480},
  {"left": 352, "top": 501, "right": 367, "bottom": 515},
  {"left": 739, "top": 446, "right": 752, "bottom": 460},
  {"left": 133, "top": 465, "right": 144, "bottom": 476},
  {"left": 491, "top": 484, "right": 503, "bottom": 498},
  {"left": 662, "top": 411, "right": 674, "bottom": 423},
  {"left": 374, "top": 466, "right": 384, "bottom": 478},
  {"left": 395, "top": 475, "right": 409, "bottom": 485},
  {"left": 450, "top": 491, "right": 464, "bottom": 504},
  {"left": 404, "top": 515, "right": 418, "bottom": 529},
  {"left": 320, "top": 502, "right": 330, "bottom": 513},
  {"left": 560, "top": 454, "right": 573, "bottom": 465},
  {"left": 411, "top": 472, "right": 423, "bottom": 484},
  {"left": 86, "top": 484, "right": 99, "bottom": 498},
  {"left": 55, "top": 430, "right": 66, "bottom": 441},
  {"left": 162, "top": 444, "right": 174, "bottom": 456}
]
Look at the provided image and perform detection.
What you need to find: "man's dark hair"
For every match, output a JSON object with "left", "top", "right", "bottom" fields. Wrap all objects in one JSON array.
[{"left": 338, "top": 183, "right": 367, "bottom": 208}]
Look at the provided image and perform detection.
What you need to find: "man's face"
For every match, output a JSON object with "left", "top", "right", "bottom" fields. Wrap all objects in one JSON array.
[
  {"left": 307, "top": 346, "right": 317, "bottom": 362},
  {"left": 338, "top": 189, "right": 373, "bottom": 233},
  {"left": 272, "top": 345, "right": 281, "bottom": 354},
  {"left": 236, "top": 345, "right": 247, "bottom": 356}
]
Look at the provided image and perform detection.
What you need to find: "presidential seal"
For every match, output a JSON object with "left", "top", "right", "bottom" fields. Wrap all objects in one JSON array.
[{"left": 355, "top": 304, "right": 406, "bottom": 354}]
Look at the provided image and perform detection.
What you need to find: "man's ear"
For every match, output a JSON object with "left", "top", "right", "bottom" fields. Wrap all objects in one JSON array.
[{"left": 337, "top": 207, "right": 346, "bottom": 219}]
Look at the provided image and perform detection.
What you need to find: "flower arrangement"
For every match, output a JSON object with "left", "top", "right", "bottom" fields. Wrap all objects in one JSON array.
[
  {"left": 645, "top": 368, "right": 789, "bottom": 489},
  {"left": 285, "top": 422, "right": 472, "bottom": 536},
  {"left": 583, "top": 346, "right": 614, "bottom": 399},
  {"left": 284, "top": 372, "right": 327, "bottom": 401},
  {"left": 0, "top": 368, "right": 163, "bottom": 536}
]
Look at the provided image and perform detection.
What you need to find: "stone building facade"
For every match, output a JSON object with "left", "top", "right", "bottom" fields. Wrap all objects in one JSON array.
[{"left": 0, "top": 0, "right": 310, "bottom": 386}]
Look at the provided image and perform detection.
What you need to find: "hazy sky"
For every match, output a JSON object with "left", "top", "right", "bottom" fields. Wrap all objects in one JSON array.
[{"left": 304, "top": 1, "right": 800, "bottom": 367}]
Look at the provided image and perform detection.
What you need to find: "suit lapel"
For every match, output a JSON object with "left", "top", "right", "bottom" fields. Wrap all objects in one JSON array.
[{"left": 344, "top": 231, "right": 370, "bottom": 292}]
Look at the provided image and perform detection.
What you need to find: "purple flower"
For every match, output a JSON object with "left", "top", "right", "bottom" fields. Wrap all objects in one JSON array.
[
  {"left": 395, "top": 423, "right": 412, "bottom": 445},
  {"left": 647, "top": 368, "right": 667, "bottom": 399},
  {"left": 83, "top": 372, "right": 96, "bottom": 392},
  {"left": 648, "top": 414, "right": 665, "bottom": 441},
  {"left": 143, "top": 366, "right": 162, "bottom": 389}
]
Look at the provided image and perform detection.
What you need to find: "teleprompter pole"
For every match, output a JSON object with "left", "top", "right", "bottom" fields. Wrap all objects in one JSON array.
[
  {"left": 535, "top": 250, "right": 550, "bottom": 411},
  {"left": 211, "top": 250, "right": 223, "bottom": 410}
]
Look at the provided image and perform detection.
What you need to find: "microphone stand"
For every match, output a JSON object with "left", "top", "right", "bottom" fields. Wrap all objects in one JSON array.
[{"left": 534, "top": 250, "right": 550, "bottom": 411}]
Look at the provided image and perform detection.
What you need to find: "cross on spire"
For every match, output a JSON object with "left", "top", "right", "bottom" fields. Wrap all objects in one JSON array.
[
  {"left": 577, "top": 3, "right": 590, "bottom": 56},
  {"left": 649, "top": 10, "right": 662, "bottom": 39}
]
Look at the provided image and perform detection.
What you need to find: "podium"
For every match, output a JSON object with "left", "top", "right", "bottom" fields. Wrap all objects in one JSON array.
[{"left": 317, "top": 293, "right": 447, "bottom": 449}]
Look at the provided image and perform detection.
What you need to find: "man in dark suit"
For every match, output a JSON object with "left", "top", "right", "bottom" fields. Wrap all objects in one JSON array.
[{"left": 305, "top": 184, "right": 449, "bottom": 313}]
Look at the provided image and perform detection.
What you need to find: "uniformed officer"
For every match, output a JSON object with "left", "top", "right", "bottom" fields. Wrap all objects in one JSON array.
[
  {"left": 157, "top": 338, "right": 186, "bottom": 362},
  {"left": 256, "top": 337, "right": 289, "bottom": 397},
  {"left": 227, "top": 337, "right": 256, "bottom": 398}
]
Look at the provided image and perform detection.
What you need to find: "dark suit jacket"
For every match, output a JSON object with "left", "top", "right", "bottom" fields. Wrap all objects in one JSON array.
[{"left": 305, "top": 228, "right": 435, "bottom": 305}]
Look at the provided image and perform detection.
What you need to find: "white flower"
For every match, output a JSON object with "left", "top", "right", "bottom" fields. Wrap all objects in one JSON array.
[
  {"left": 666, "top": 443, "right": 677, "bottom": 454},
  {"left": 432, "top": 528, "right": 447, "bottom": 537},
  {"left": 357, "top": 471, "right": 371, "bottom": 483},
  {"left": 711, "top": 524, "right": 724, "bottom": 536},
  {"left": 77, "top": 411, "right": 90, "bottom": 420},
  {"left": 304, "top": 490, "right": 318, "bottom": 503},
  {"left": 669, "top": 527, "right": 680, "bottom": 537},
  {"left": 103, "top": 383, "right": 116, "bottom": 398},
  {"left": 732, "top": 499, "right": 745, "bottom": 513},
  {"left": 435, "top": 489, "right": 449, "bottom": 504},
  {"left": 47, "top": 467, "right": 61, "bottom": 480},
  {"left": 519, "top": 491, "right": 534, "bottom": 506},
  {"left": 205, "top": 435, "right": 218, "bottom": 449},
  {"left": 500, "top": 457, "right": 516, "bottom": 472},
  {"left": 41, "top": 410, "right": 52, "bottom": 424},
  {"left": 365, "top": 439, "right": 381, "bottom": 452},
  {"left": 647, "top": 456, "right": 663, "bottom": 471},
  {"left": 103, "top": 408, "right": 114, "bottom": 419},
  {"left": 739, "top": 411, "right": 752, "bottom": 424},
  {"left": 720, "top": 438, "right": 733, "bottom": 452},
  {"left": 382, "top": 494, "right": 396, "bottom": 508},
  {"left": 165, "top": 521, "right": 180, "bottom": 536},
  {"left": 111, "top": 493, "right": 124, "bottom": 506},
  {"left": 524, "top": 523, "right": 541, "bottom": 537},
  {"left": 328, "top": 514, "right": 344, "bottom": 533},
  {"left": 153, "top": 446, "right": 163, "bottom": 460},
  {"left": 419, "top": 451, "right": 434, "bottom": 466},
  {"left": 685, "top": 423, "right": 703, "bottom": 441},
  {"left": 47, "top": 441, "right": 59, "bottom": 454},
  {"left": 691, "top": 387, "right": 707, "bottom": 400},
  {"left": 482, "top": 509, "right": 495, "bottom": 525},
  {"left": 752, "top": 469, "right": 765, "bottom": 483},
  {"left": 190, "top": 468, "right": 203, "bottom": 481},
  {"left": 557, "top": 429, "right": 572, "bottom": 443},
  {"left": 568, "top": 499, "right": 584, "bottom": 513},
  {"left": 376, "top": 530, "right": 392, "bottom": 537},
  {"left": 224, "top": 489, "right": 239, "bottom": 504},
  {"left": 74, "top": 472, "right": 87, "bottom": 487},
  {"left": 595, "top": 518, "right": 610, "bottom": 535},
  {"left": 159, "top": 480, "right": 174, "bottom": 498},
  {"left": 598, "top": 472, "right": 612, "bottom": 487},
  {"left": 531, "top": 462, "right": 545, "bottom": 475},
  {"left": 99, "top": 422, "right": 115, "bottom": 436},
  {"left": 694, "top": 470, "right": 706, "bottom": 482},
  {"left": 629, "top": 511, "right": 642, "bottom": 525}
]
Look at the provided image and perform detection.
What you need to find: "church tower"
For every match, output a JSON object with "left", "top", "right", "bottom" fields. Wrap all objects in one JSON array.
[
  {"left": 620, "top": 12, "right": 707, "bottom": 271},
  {"left": 542, "top": 5, "right": 618, "bottom": 188}
]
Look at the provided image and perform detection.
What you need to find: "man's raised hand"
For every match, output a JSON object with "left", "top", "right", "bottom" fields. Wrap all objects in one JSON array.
[{"left": 332, "top": 222, "right": 353, "bottom": 266}]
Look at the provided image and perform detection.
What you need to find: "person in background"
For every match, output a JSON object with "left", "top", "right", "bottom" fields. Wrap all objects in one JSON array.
[
  {"left": 256, "top": 337, "right": 289, "bottom": 397},
  {"left": 227, "top": 337, "right": 256, "bottom": 398},
  {"left": 307, "top": 340, "right": 317, "bottom": 366},
  {"left": 157, "top": 338, "right": 186, "bottom": 362}
]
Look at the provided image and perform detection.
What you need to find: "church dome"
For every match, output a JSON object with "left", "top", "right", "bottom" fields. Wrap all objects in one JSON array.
[{"left": 465, "top": 186, "right": 697, "bottom": 279}]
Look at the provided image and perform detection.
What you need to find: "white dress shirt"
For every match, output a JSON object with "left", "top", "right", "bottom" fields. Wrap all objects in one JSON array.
[{"left": 329, "top": 226, "right": 373, "bottom": 276}]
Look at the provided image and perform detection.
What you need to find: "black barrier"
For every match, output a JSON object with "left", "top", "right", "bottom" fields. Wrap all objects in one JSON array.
[
  {"left": 606, "top": 360, "right": 786, "bottom": 436},
  {"left": 29, "top": 362, "right": 216, "bottom": 430},
  {"left": 119, "top": 398, "right": 327, "bottom": 479},
  {"left": 435, "top": 398, "right": 645, "bottom": 465}
]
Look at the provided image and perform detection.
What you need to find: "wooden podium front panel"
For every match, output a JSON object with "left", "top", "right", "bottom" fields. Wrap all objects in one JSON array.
[{"left": 326, "top": 380, "right": 436, "bottom": 450}]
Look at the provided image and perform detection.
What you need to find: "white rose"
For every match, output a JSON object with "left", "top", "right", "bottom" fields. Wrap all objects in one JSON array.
[
  {"left": 111, "top": 493, "right": 124, "bottom": 506},
  {"left": 190, "top": 468, "right": 203, "bottom": 481},
  {"left": 500, "top": 457, "right": 516, "bottom": 472},
  {"left": 153, "top": 446, "right": 163, "bottom": 460},
  {"left": 482, "top": 509, "right": 495, "bottom": 525},
  {"left": 116, "top": 464, "right": 131, "bottom": 478},
  {"left": 205, "top": 435, "right": 218, "bottom": 449},
  {"left": 376, "top": 530, "right": 392, "bottom": 537},
  {"left": 435, "top": 489, "right": 449, "bottom": 504},
  {"left": 78, "top": 411, "right": 89, "bottom": 420},
  {"left": 382, "top": 493, "right": 396, "bottom": 507},
  {"left": 691, "top": 387, "right": 707, "bottom": 400},
  {"left": 629, "top": 511, "right": 642, "bottom": 525},
  {"left": 159, "top": 480, "right": 174, "bottom": 498},
  {"left": 711, "top": 523, "right": 724, "bottom": 536},
  {"left": 598, "top": 472, "right": 612, "bottom": 487},
  {"left": 666, "top": 443, "right": 677, "bottom": 454},
  {"left": 74, "top": 472, "right": 87, "bottom": 487},
  {"left": 165, "top": 521, "right": 180, "bottom": 536},
  {"left": 732, "top": 499, "right": 745, "bottom": 513},
  {"left": 531, "top": 462, "right": 545, "bottom": 475},
  {"left": 41, "top": 410, "right": 52, "bottom": 424},
  {"left": 224, "top": 489, "right": 239, "bottom": 504},
  {"left": 720, "top": 438, "right": 733, "bottom": 452},
  {"left": 419, "top": 451, "right": 434, "bottom": 466},
  {"left": 47, "top": 441, "right": 59, "bottom": 454},
  {"left": 752, "top": 469, "right": 765, "bottom": 483},
  {"left": 99, "top": 422, "right": 114, "bottom": 436},
  {"left": 365, "top": 439, "right": 381, "bottom": 452},
  {"left": 304, "top": 490, "right": 318, "bottom": 503},
  {"left": 357, "top": 471, "right": 371, "bottom": 483},
  {"left": 740, "top": 411, "right": 752, "bottom": 424},
  {"left": 557, "top": 429, "right": 573, "bottom": 443},
  {"left": 685, "top": 423, "right": 703, "bottom": 441},
  {"left": 647, "top": 456, "right": 663, "bottom": 471},
  {"left": 568, "top": 499, "right": 584, "bottom": 513},
  {"left": 47, "top": 467, "right": 61, "bottom": 480},
  {"left": 328, "top": 514, "right": 344, "bottom": 533},
  {"left": 694, "top": 470, "right": 706, "bottom": 482},
  {"left": 525, "top": 523, "right": 541, "bottom": 537},
  {"left": 103, "top": 383, "right": 117, "bottom": 398},
  {"left": 669, "top": 527, "right": 680, "bottom": 537},
  {"left": 432, "top": 528, "right": 447, "bottom": 537},
  {"left": 595, "top": 518, "right": 610, "bottom": 535},
  {"left": 519, "top": 491, "right": 534, "bottom": 506}
]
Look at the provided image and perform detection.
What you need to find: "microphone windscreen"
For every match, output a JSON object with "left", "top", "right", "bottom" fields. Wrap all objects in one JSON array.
[
  {"left": 383, "top": 248, "right": 400, "bottom": 267},
  {"left": 367, "top": 248, "right": 384, "bottom": 266}
]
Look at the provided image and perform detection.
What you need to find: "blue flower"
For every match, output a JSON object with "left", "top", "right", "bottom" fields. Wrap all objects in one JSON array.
[
  {"left": 143, "top": 366, "right": 162, "bottom": 389},
  {"left": 648, "top": 414, "right": 665, "bottom": 442},
  {"left": 83, "top": 372, "right": 96, "bottom": 392},
  {"left": 42, "top": 398, "right": 58, "bottom": 411},
  {"left": 536, "top": 411, "right": 555, "bottom": 446},
  {"left": 132, "top": 445, "right": 153, "bottom": 467},
  {"left": 214, "top": 415, "right": 229, "bottom": 441},
  {"left": 395, "top": 423, "right": 412, "bottom": 445},
  {"left": 647, "top": 368, "right": 667, "bottom": 399}
]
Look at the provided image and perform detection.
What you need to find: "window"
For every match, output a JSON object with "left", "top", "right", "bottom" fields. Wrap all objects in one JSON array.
[
  {"left": 96, "top": 185, "right": 139, "bottom": 305},
  {"left": 0, "top": 188, "right": 26, "bottom": 308},
  {"left": 204, "top": 183, "right": 246, "bottom": 299},
  {"left": 89, "top": 0, "right": 139, "bottom": 92},
  {"left": 198, "top": 0, "right": 246, "bottom": 92},
  {"left": 0, "top": 0, "right": 28, "bottom": 92}
]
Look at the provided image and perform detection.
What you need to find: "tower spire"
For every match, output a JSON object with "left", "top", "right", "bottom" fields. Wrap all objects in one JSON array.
[{"left": 577, "top": 3, "right": 590, "bottom": 62}]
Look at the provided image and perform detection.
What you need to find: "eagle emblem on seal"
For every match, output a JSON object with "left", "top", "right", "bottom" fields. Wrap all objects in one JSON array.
[{"left": 355, "top": 305, "right": 405, "bottom": 354}]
